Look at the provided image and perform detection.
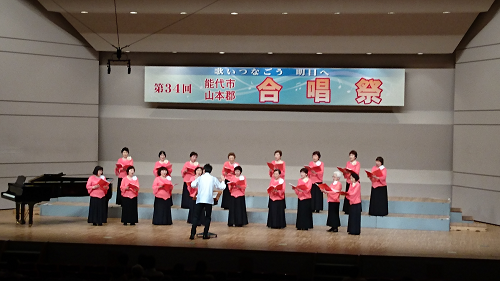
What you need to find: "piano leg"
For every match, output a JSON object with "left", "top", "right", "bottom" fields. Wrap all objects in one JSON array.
[
  {"left": 16, "top": 203, "right": 20, "bottom": 224},
  {"left": 28, "top": 203, "right": 34, "bottom": 227},
  {"left": 20, "top": 204, "right": 26, "bottom": 225}
]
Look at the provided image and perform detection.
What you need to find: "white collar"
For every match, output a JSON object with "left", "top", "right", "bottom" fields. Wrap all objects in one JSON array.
[
  {"left": 379, "top": 165, "right": 385, "bottom": 170},
  {"left": 315, "top": 160, "right": 321, "bottom": 166},
  {"left": 333, "top": 180, "right": 338, "bottom": 185}
]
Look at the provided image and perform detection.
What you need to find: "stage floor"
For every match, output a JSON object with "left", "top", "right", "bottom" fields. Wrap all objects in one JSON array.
[{"left": 1, "top": 209, "right": 499, "bottom": 261}]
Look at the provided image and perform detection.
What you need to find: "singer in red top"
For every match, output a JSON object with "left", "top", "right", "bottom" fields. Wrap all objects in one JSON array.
[
  {"left": 120, "top": 166, "right": 139, "bottom": 226},
  {"left": 221, "top": 152, "right": 239, "bottom": 210},
  {"left": 345, "top": 172, "right": 362, "bottom": 235},
  {"left": 267, "top": 169, "right": 286, "bottom": 229},
  {"left": 86, "top": 166, "right": 109, "bottom": 226},
  {"left": 152, "top": 166, "right": 174, "bottom": 225},
  {"left": 368, "top": 156, "right": 388, "bottom": 216},
  {"left": 308, "top": 151, "right": 325, "bottom": 213},
  {"left": 187, "top": 167, "right": 206, "bottom": 226},
  {"left": 268, "top": 150, "right": 286, "bottom": 179},
  {"left": 342, "top": 150, "right": 361, "bottom": 214},
  {"left": 114, "top": 147, "right": 133, "bottom": 205},
  {"left": 227, "top": 166, "right": 248, "bottom": 227},
  {"left": 153, "top": 150, "right": 172, "bottom": 177},
  {"left": 293, "top": 168, "right": 313, "bottom": 230},
  {"left": 181, "top": 152, "right": 200, "bottom": 209},
  {"left": 324, "top": 171, "right": 343, "bottom": 232}
]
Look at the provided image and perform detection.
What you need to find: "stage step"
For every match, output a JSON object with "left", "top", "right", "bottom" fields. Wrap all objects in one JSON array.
[
  {"left": 450, "top": 208, "right": 474, "bottom": 224},
  {"left": 39, "top": 202, "right": 450, "bottom": 231},
  {"left": 51, "top": 192, "right": 451, "bottom": 216},
  {"left": 450, "top": 222, "right": 487, "bottom": 232}
]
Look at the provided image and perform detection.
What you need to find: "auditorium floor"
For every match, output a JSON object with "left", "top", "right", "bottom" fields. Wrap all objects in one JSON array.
[{"left": 0, "top": 209, "right": 499, "bottom": 260}]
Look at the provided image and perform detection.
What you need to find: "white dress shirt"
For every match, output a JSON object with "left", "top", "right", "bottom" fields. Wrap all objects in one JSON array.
[{"left": 190, "top": 172, "right": 226, "bottom": 204}]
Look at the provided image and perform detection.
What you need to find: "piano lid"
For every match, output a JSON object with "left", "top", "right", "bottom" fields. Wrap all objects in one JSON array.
[{"left": 29, "top": 173, "right": 65, "bottom": 183}]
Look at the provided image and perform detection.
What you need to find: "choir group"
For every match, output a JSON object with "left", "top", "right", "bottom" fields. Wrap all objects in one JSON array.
[{"left": 86, "top": 148, "right": 389, "bottom": 236}]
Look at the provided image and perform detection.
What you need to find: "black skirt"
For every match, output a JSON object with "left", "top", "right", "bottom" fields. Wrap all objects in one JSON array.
[
  {"left": 326, "top": 202, "right": 341, "bottom": 228},
  {"left": 347, "top": 203, "right": 361, "bottom": 235},
  {"left": 369, "top": 186, "right": 389, "bottom": 216},
  {"left": 121, "top": 197, "right": 138, "bottom": 224},
  {"left": 152, "top": 197, "right": 173, "bottom": 225},
  {"left": 296, "top": 198, "right": 313, "bottom": 230},
  {"left": 228, "top": 195, "right": 248, "bottom": 226},
  {"left": 181, "top": 182, "right": 192, "bottom": 209},
  {"left": 342, "top": 182, "right": 350, "bottom": 213},
  {"left": 187, "top": 197, "right": 207, "bottom": 226},
  {"left": 88, "top": 196, "right": 107, "bottom": 224},
  {"left": 220, "top": 179, "right": 232, "bottom": 209},
  {"left": 310, "top": 183, "right": 324, "bottom": 212},
  {"left": 267, "top": 199, "right": 286, "bottom": 229},
  {"left": 115, "top": 178, "right": 123, "bottom": 205}
]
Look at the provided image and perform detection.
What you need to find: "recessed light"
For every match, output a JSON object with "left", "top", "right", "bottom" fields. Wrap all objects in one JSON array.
[
  {"left": 388, "top": 12, "right": 395, "bottom": 14},
  {"left": 130, "top": 11, "right": 138, "bottom": 14},
  {"left": 268, "top": 52, "right": 273, "bottom": 55},
  {"left": 231, "top": 12, "right": 238, "bottom": 15},
  {"left": 172, "top": 51, "right": 177, "bottom": 53},
  {"left": 81, "top": 11, "right": 88, "bottom": 14},
  {"left": 316, "top": 52, "right": 323, "bottom": 55},
  {"left": 443, "top": 11, "right": 450, "bottom": 14},
  {"left": 366, "top": 53, "right": 372, "bottom": 55},
  {"left": 219, "top": 51, "right": 225, "bottom": 54},
  {"left": 418, "top": 53, "right": 423, "bottom": 55},
  {"left": 180, "top": 12, "right": 187, "bottom": 15},
  {"left": 282, "top": 12, "right": 288, "bottom": 15},
  {"left": 334, "top": 12, "right": 340, "bottom": 15},
  {"left": 125, "top": 50, "right": 130, "bottom": 53}
]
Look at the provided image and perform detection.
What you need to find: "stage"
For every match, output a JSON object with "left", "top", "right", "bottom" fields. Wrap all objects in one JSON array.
[{"left": 1, "top": 209, "right": 500, "bottom": 280}]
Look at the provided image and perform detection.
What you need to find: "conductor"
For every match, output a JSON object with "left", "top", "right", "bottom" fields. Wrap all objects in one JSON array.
[{"left": 189, "top": 163, "right": 226, "bottom": 240}]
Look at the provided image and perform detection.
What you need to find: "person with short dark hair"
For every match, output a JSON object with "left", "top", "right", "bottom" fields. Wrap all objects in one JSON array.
[
  {"left": 86, "top": 166, "right": 109, "bottom": 226},
  {"left": 120, "top": 166, "right": 139, "bottom": 225},
  {"left": 181, "top": 152, "right": 200, "bottom": 209},
  {"left": 293, "top": 168, "right": 313, "bottom": 230},
  {"left": 368, "top": 156, "right": 388, "bottom": 216},
  {"left": 325, "top": 171, "right": 343, "bottom": 232},
  {"left": 345, "top": 172, "right": 361, "bottom": 235},
  {"left": 227, "top": 166, "right": 248, "bottom": 227},
  {"left": 221, "top": 152, "right": 239, "bottom": 210},
  {"left": 342, "top": 150, "right": 361, "bottom": 214},
  {"left": 309, "top": 151, "right": 325, "bottom": 213},
  {"left": 267, "top": 169, "right": 286, "bottom": 229},
  {"left": 189, "top": 164, "right": 226, "bottom": 239},
  {"left": 152, "top": 166, "right": 173, "bottom": 225},
  {"left": 114, "top": 147, "right": 134, "bottom": 205},
  {"left": 153, "top": 150, "right": 172, "bottom": 177},
  {"left": 268, "top": 150, "right": 286, "bottom": 179}
]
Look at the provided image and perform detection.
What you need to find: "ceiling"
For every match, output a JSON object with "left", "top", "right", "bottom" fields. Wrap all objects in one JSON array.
[{"left": 38, "top": 0, "right": 495, "bottom": 54}]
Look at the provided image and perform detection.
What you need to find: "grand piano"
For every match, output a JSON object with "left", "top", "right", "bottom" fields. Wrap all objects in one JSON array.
[{"left": 1, "top": 173, "right": 111, "bottom": 226}]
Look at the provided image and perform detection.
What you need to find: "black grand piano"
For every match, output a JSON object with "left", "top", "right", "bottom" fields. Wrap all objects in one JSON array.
[{"left": 1, "top": 173, "right": 111, "bottom": 226}]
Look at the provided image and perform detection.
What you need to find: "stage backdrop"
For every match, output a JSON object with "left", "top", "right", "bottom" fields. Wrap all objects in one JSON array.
[{"left": 145, "top": 67, "right": 405, "bottom": 106}]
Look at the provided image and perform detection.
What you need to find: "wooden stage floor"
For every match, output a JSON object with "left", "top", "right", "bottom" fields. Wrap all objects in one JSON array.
[{"left": 1, "top": 209, "right": 500, "bottom": 261}]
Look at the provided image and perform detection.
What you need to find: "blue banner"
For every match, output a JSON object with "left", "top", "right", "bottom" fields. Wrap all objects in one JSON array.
[{"left": 144, "top": 67, "right": 405, "bottom": 106}]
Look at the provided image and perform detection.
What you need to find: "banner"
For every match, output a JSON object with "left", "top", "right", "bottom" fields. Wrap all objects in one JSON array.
[{"left": 145, "top": 67, "right": 405, "bottom": 106}]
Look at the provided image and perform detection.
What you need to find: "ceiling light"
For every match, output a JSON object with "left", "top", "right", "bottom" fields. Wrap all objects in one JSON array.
[
  {"left": 231, "top": 12, "right": 238, "bottom": 15},
  {"left": 366, "top": 53, "right": 372, "bottom": 55},
  {"left": 418, "top": 53, "right": 423, "bottom": 55},
  {"left": 334, "top": 12, "right": 340, "bottom": 15},
  {"left": 316, "top": 52, "right": 323, "bottom": 55},
  {"left": 180, "top": 12, "right": 187, "bottom": 15},
  {"left": 125, "top": 50, "right": 130, "bottom": 53},
  {"left": 268, "top": 52, "right": 273, "bottom": 55},
  {"left": 219, "top": 51, "right": 225, "bottom": 54},
  {"left": 130, "top": 11, "right": 138, "bottom": 14},
  {"left": 172, "top": 51, "right": 177, "bottom": 53},
  {"left": 81, "top": 11, "right": 88, "bottom": 14},
  {"left": 282, "top": 12, "right": 288, "bottom": 15},
  {"left": 443, "top": 11, "right": 450, "bottom": 14},
  {"left": 388, "top": 12, "right": 395, "bottom": 14}
]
